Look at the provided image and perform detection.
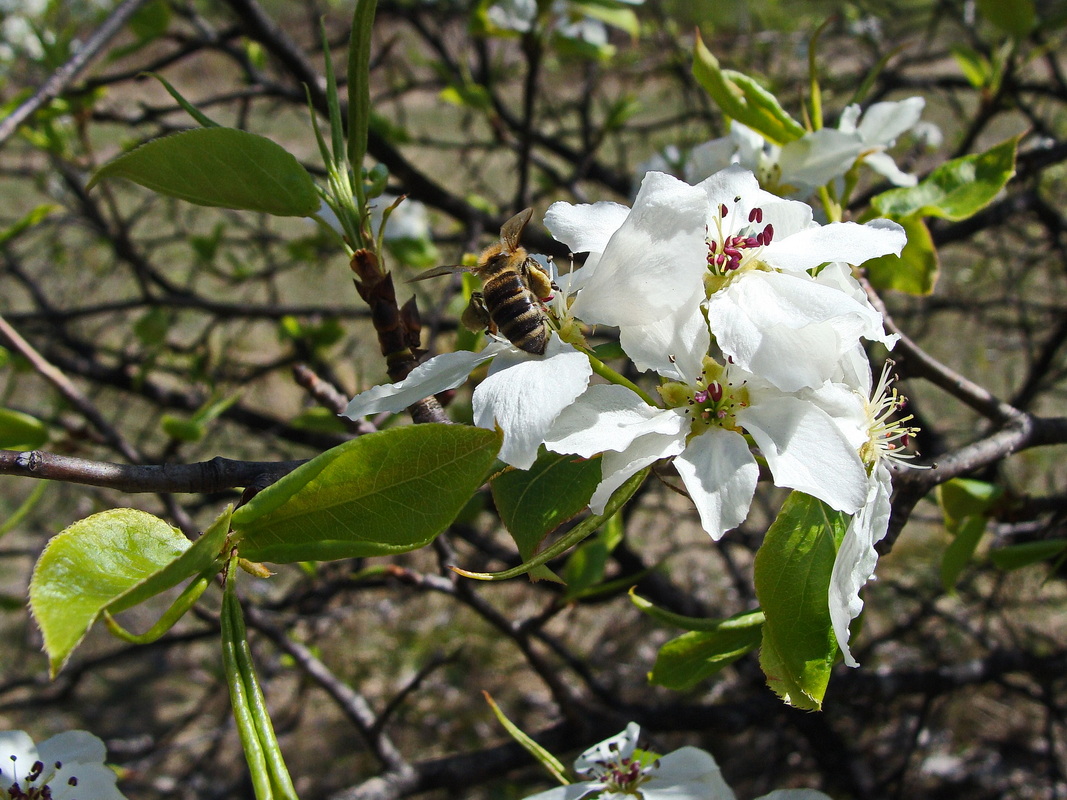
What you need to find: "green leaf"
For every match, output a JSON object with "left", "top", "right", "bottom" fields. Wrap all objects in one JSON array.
[
  {"left": 0, "top": 203, "right": 58, "bottom": 247},
  {"left": 492, "top": 450, "right": 602, "bottom": 557},
  {"left": 87, "top": 128, "right": 319, "bottom": 217},
  {"left": 128, "top": 0, "right": 171, "bottom": 42},
  {"left": 649, "top": 619, "right": 764, "bottom": 691},
  {"left": 562, "top": 513, "right": 623, "bottom": 599},
  {"left": 572, "top": 1, "right": 640, "bottom": 38},
  {"left": 976, "top": 0, "right": 1036, "bottom": 37},
  {"left": 29, "top": 508, "right": 228, "bottom": 676},
  {"left": 871, "top": 137, "right": 1019, "bottom": 222},
  {"left": 347, "top": 0, "right": 378, "bottom": 174},
  {"left": 938, "top": 477, "right": 1003, "bottom": 522},
  {"left": 0, "top": 407, "right": 48, "bottom": 450},
  {"left": 161, "top": 415, "right": 204, "bottom": 443},
  {"left": 134, "top": 307, "right": 170, "bottom": 346},
  {"left": 692, "top": 33, "right": 805, "bottom": 146},
  {"left": 990, "top": 539, "right": 1067, "bottom": 571},
  {"left": 753, "top": 493, "right": 849, "bottom": 710},
  {"left": 231, "top": 425, "right": 502, "bottom": 563},
  {"left": 951, "top": 44, "right": 993, "bottom": 90},
  {"left": 864, "top": 213, "right": 938, "bottom": 295},
  {"left": 940, "top": 515, "right": 988, "bottom": 592},
  {"left": 937, "top": 478, "right": 1003, "bottom": 592}
]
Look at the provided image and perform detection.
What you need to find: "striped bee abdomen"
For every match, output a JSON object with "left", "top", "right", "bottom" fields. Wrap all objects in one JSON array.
[{"left": 482, "top": 258, "right": 549, "bottom": 355}]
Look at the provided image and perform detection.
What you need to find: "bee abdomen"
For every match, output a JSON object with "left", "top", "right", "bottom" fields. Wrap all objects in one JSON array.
[{"left": 484, "top": 272, "right": 548, "bottom": 355}]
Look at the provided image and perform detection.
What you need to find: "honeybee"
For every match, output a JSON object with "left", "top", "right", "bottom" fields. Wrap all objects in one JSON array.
[{"left": 409, "top": 208, "right": 554, "bottom": 355}]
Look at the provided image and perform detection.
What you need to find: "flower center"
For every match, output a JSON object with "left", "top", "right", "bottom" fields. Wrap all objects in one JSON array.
[
  {"left": 659, "top": 360, "right": 749, "bottom": 438},
  {"left": 597, "top": 756, "right": 649, "bottom": 795},
  {"left": 705, "top": 201, "right": 774, "bottom": 279},
  {"left": 2, "top": 755, "right": 80, "bottom": 800},
  {"left": 861, "top": 362, "right": 920, "bottom": 468}
]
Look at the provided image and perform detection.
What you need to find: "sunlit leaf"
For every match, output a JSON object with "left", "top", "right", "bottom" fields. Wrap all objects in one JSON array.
[
  {"left": 864, "top": 213, "right": 938, "bottom": 295},
  {"left": 29, "top": 508, "right": 229, "bottom": 676},
  {"left": 649, "top": 621, "right": 764, "bottom": 690},
  {"left": 871, "top": 137, "right": 1018, "bottom": 222},
  {"left": 754, "top": 492, "right": 848, "bottom": 710},
  {"left": 692, "top": 33, "right": 805, "bottom": 145},
  {"left": 0, "top": 407, "right": 48, "bottom": 450},
  {"left": 87, "top": 128, "right": 319, "bottom": 217},
  {"left": 231, "top": 425, "right": 501, "bottom": 563}
]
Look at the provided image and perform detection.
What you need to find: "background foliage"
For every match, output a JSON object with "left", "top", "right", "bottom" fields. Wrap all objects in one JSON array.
[{"left": 1, "top": 0, "right": 1067, "bottom": 798}]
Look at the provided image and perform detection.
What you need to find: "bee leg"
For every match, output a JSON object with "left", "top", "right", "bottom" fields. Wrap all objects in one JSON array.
[
  {"left": 523, "top": 259, "right": 555, "bottom": 301},
  {"left": 462, "top": 292, "right": 495, "bottom": 334}
]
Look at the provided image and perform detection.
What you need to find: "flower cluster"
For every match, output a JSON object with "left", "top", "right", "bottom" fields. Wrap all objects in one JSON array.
[
  {"left": 637, "top": 97, "right": 939, "bottom": 199},
  {"left": 344, "top": 164, "right": 917, "bottom": 663},
  {"left": 521, "top": 722, "right": 831, "bottom": 800}
]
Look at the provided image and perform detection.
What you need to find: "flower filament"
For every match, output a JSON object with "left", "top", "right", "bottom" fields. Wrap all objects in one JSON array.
[
  {"left": 706, "top": 201, "right": 774, "bottom": 278},
  {"left": 2, "top": 754, "right": 80, "bottom": 799},
  {"left": 860, "top": 362, "right": 921, "bottom": 469}
]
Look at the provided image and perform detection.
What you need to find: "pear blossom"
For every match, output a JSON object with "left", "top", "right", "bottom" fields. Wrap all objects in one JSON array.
[
  {"left": 522, "top": 722, "right": 735, "bottom": 800},
  {"left": 640, "top": 97, "right": 932, "bottom": 197},
  {"left": 0, "top": 730, "right": 128, "bottom": 800},
  {"left": 825, "top": 362, "right": 922, "bottom": 667},
  {"left": 544, "top": 359, "right": 870, "bottom": 541},
  {"left": 547, "top": 167, "right": 905, "bottom": 390},
  {"left": 343, "top": 333, "right": 592, "bottom": 470},
  {"left": 522, "top": 723, "right": 832, "bottom": 800}
]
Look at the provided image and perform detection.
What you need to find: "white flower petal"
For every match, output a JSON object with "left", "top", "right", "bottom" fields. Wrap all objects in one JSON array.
[
  {"left": 589, "top": 420, "right": 687, "bottom": 514},
  {"left": 619, "top": 290, "right": 710, "bottom": 383},
  {"left": 675, "top": 428, "right": 759, "bottom": 540},
  {"left": 543, "top": 200, "right": 631, "bottom": 257},
  {"left": 814, "top": 261, "right": 898, "bottom": 350},
  {"left": 474, "top": 336, "right": 592, "bottom": 469},
  {"left": 545, "top": 385, "right": 686, "bottom": 457},
  {"left": 343, "top": 341, "right": 510, "bottom": 419},
  {"left": 829, "top": 464, "right": 893, "bottom": 667},
  {"left": 0, "top": 730, "right": 37, "bottom": 790},
  {"left": 862, "top": 151, "right": 918, "bottom": 187},
  {"left": 856, "top": 97, "right": 925, "bottom": 146},
  {"left": 762, "top": 218, "right": 905, "bottom": 272},
  {"left": 570, "top": 171, "right": 709, "bottom": 327},
  {"left": 645, "top": 747, "right": 737, "bottom": 800},
  {"left": 706, "top": 271, "right": 887, "bottom": 392},
  {"left": 777, "top": 128, "right": 864, "bottom": 188},
  {"left": 737, "top": 393, "right": 868, "bottom": 513},
  {"left": 683, "top": 136, "right": 736, "bottom": 184},
  {"left": 575, "top": 722, "right": 641, "bottom": 772}
]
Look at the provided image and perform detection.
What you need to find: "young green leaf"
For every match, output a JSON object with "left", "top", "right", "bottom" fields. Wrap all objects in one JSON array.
[
  {"left": 347, "top": 0, "right": 378, "bottom": 177},
  {"left": 0, "top": 407, "right": 48, "bottom": 450},
  {"left": 754, "top": 492, "right": 848, "bottom": 710},
  {"left": 976, "top": 0, "right": 1036, "bottom": 37},
  {"left": 491, "top": 449, "right": 602, "bottom": 558},
  {"left": 87, "top": 128, "right": 319, "bottom": 217},
  {"left": 863, "top": 213, "right": 938, "bottom": 295},
  {"left": 692, "top": 33, "right": 805, "bottom": 145},
  {"left": 937, "top": 478, "right": 1003, "bottom": 592},
  {"left": 230, "top": 425, "right": 502, "bottom": 563},
  {"left": 649, "top": 623, "right": 764, "bottom": 691},
  {"left": 871, "top": 136, "right": 1019, "bottom": 222},
  {"left": 29, "top": 507, "right": 230, "bottom": 676},
  {"left": 990, "top": 539, "right": 1067, "bottom": 572}
]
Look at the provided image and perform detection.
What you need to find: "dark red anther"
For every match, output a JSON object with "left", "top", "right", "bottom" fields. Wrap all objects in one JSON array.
[{"left": 749, "top": 207, "right": 763, "bottom": 223}]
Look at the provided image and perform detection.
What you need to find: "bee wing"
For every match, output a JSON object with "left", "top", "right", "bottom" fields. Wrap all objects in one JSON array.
[
  {"left": 499, "top": 207, "right": 533, "bottom": 251},
  {"left": 407, "top": 264, "right": 470, "bottom": 283}
]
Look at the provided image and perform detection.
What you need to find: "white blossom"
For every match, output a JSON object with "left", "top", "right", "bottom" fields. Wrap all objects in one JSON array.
[{"left": 0, "top": 730, "right": 128, "bottom": 800}]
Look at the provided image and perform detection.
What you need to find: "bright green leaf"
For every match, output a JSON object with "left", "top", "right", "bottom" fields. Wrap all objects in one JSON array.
[
  {"left": 938, "top": 477, "right": 1003, "bottom": 523},
  {"left": 951, "top": 44, "right": 993, "bottom": 89},
  {"left": 0, "top": 203, "right": 57, "bottom": 247},
  {"left": 990, "top": 539, "right": 1067, "bottom": 571},
  {"left": 161, "top": 415, "right": 204, "bottom": 443},
  {"left": 87, "top": 128, "right": 320, "bottom": 217},
  {"left": 692, "top": 33, "right": 805, "bottom": 145},
  {"left": 864, "top": 213, "right": 938, "bottom": 295},
  {"left": 649, "top": 622, "right": 764, "bottom": 691},
  {"left": 976, "top": 0, "right": 1036, "bottom": 37},
  {"left": 940, "top": 515, "right": 988, "bottom": 592},
  {"left": 872, "top": 137, "right": 1019, "bottom": 222},
  {"left": 492, "top": 450, "right": 602, "bottom": 557},
  {"left": 573, "top": 1, "right": 640, "bottom": 38},
  {"left": 231, "top": 425, "right": 501, "bottom": 563},
  {"left": 347, "top": 0, "right": 378, "bottom": 173},
  {"left": 0, "top": 408, "right": 48, "bottom": 450},
  {"left": 29, "top": 508, "right": 227, "bottom": 676},
  {"left": 754, "top": 493, "right": 848, "bottom": 710}
]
